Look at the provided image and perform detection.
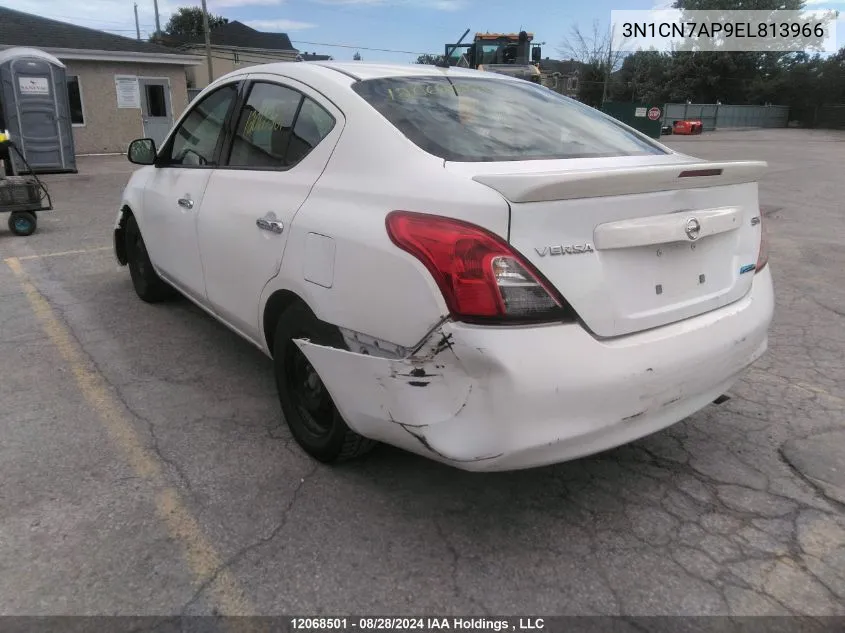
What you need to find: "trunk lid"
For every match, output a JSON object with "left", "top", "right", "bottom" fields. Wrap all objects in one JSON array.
[{"left": 446, "top": 156, "right": 767, "bottom": 338}]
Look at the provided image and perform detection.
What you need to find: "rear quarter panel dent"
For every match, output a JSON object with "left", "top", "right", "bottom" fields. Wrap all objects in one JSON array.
[{"left": 294, "top": 330, "right": 473, "bottom": 430}]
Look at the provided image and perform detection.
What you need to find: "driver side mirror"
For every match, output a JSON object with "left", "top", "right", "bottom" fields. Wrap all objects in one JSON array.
[
  {"left": 532, "top": 46, "right": 542, "bottom": 63},
  {"left": 127, "top": 138, "right": 157, "bottom": 165}
]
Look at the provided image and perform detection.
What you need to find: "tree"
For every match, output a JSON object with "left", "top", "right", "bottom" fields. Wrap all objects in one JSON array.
[
  {"left": 557, "top": 0, "right": 844, "bottom": 128},
  {"left": 661, "top": 0, "right": 823, "bottom": 106},
  {"left": 671, "top": 0, "right": 802, "bottom": 9},
  {"left": 416, "top": 54, "right": 445, "bottom": 65},
  {"left": 575, "top": 64, "right": 608, "bottom": 107},
  {"left": 611, "top": 50, "right": 673, "bottom": 103},
  {"left": 558, "top": 20, "right": 625, "bottom": 104},
  {"left": 164, "top": 6, "right": 228, "bottom": 38}
]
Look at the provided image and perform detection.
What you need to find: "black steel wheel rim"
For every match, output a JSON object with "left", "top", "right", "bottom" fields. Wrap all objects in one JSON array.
[{"left": 284, "top": 343, "right": 333, "bottom": 438}]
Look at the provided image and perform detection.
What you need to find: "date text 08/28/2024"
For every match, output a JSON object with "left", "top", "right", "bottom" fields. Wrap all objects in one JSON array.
[{"left": 289, "top": 618, "right": 546, "bottom": 631}]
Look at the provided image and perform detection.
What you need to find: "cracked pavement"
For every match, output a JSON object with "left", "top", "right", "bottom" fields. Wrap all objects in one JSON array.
[{"left": 0, "top": 129, "right": 844, "bottom": 616}]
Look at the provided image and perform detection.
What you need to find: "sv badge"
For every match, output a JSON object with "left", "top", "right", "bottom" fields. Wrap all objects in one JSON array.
[{"left": 535, "top": 244, "right": 594, "bottom": 257}]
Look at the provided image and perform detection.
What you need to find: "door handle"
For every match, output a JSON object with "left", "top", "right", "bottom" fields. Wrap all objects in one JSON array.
[
  {"left": 256, "top": 217, "right": 284, "bottom": 234},
  {"left": 177, "top": 197, "right": 194, "bottom": 209}
]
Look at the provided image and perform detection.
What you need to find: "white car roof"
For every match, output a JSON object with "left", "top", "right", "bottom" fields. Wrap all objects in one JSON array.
[
  {"left": 309, "top": 61, "right": 487, "bottom": 81},
  {"left": 219, "top": 60, "right": 514, "bottom": 86},
  {"left": 197, "top": 60, "right": 527, "bottom": 117}
]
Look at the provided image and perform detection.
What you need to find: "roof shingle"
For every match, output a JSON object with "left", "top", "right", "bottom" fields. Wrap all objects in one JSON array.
[
  {"left": 539, "top": 58, "right": 584, "bottom": 75},
  {"left": 0, "top": 6, "right": 193, "bottom": 56},
  {"left": 299, "top": 52, "right": 332, "bottom": 61},
  {"left": 176, "top": 21, "right": 297, "bottom": 52}
]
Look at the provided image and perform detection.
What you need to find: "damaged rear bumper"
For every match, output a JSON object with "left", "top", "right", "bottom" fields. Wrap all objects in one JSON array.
[{"left": 295, "top": 266, "right": 774, "bottom": 472}]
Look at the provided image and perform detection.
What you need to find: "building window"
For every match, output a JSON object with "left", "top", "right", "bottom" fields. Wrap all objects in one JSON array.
[
  {"left": 67, "top": 75, "right": 84, "bottom": 125},
  {"left": 144, "top": 84, "right": 167, "bottom": 117}
]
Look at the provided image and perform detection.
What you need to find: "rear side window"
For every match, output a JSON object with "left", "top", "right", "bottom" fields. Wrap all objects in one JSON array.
[
  {"left": 287, "top": 97, "right": 336, "bottom": 164},
  {"left": 228, "top": 82, "right": 337, "bottom": 169},
  {"left": 351, "top": 76, "right": 667, "bottom": 162}
]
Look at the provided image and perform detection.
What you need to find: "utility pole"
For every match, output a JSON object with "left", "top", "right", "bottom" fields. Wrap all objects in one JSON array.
[
  {"left": 134, "top": 3, "right": 141, "bottom": 40},
  {"left": 153, "top": 0, "right": 161, "bottom": 35},
  {"left": 601, "top": 53, "right": 610, "bottom": 105},
  {"left": 201, "top": 0, "right": 214, "bottom": 86},
  {"left": 601, "top": 24, "right": 616, "bottom": 105}
]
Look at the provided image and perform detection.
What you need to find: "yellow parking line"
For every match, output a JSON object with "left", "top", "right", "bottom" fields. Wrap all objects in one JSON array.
[
  {"left": 793, "top": 381, "right": 845, "bottom": 403},
  {"left": 4, "top": 246, "right": 112, "bottom": 262},
  {"left": 5, "top": 256, "right": 253, "bottom": 615}
]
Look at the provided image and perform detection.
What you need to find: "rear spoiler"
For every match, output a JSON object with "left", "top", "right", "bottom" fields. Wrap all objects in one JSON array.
[{"left": 471, "top": 160, "right": 768, "bottom": 203}]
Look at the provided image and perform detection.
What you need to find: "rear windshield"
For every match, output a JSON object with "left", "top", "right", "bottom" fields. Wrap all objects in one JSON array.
[{"left": 351, "top": 76, "right": 668, "bottom": 162}]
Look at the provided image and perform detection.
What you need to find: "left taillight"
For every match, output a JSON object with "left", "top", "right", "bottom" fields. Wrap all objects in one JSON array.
[
  {"left": 385, "top": 210, "right": 575, "bottom": 324},
  {"left": 756, "top": 209, "right": 769, "bottom": 272}
]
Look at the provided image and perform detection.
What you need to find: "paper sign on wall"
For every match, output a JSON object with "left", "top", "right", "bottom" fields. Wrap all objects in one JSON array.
[
  {"left": 634, "top": 107, "right": 647, "bottom": 117},
  {"left": 115, "top": 75, "right": 141, "bottom": 109},
  {"left": 18, "top": 77, "right": 50, "bottom": 95}
]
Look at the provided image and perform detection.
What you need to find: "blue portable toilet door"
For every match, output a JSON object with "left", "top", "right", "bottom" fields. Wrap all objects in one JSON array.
[{"left": 11, "top": 58, "right": 67, "bottom": 171}]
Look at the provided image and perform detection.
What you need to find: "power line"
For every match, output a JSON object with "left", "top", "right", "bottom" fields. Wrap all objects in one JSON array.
[
  {"left": 44, "top": 12, "right": 429, "bottom": 57},
  {"left": 44, "top": 12, "right": 156, "bottom": 28},
  {"left": 45, "top": 14, "right": 134, "bottom": 26},
  {"left": 290, "top": 40, "right": 429, "bottom": 56}
]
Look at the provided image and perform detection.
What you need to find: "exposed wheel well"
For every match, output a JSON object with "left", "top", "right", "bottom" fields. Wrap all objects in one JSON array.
[
  {"left": 115, "top": 205, "right": 133, "bottom": 265},
  {"left": 263, "top": 291, "right": 349, "bottom": 357},
  {"left": 263, "top": 290, "right": 304, "bottom": 356}
]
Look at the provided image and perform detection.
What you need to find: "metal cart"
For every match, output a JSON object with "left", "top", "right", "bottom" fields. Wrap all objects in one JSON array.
[{"left": 0, "top": 136, "right": 53, "bottom": 236}]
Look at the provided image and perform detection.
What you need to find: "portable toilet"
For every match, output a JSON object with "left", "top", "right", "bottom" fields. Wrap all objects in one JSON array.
[{"left": 0, "top": 47, "right": 77, "bottom": 174}]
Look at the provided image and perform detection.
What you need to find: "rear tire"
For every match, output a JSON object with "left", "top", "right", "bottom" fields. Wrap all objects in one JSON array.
[
  {"left": 9, "top": 211, "right": 37, "bottom": 236},
  {"left": 273, "top": 302, "right": 376, "bottom": 463},
  {"left": 124, "top": 214, "right": 175, "bottom": 303}
]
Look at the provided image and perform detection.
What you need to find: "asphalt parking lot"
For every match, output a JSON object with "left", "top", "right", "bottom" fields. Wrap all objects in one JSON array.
[{"left": 1, "top": 128, "right": 844, "bottom": 618}]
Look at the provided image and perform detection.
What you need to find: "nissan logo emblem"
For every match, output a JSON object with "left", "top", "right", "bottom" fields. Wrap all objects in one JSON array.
[{"left": 685, "top": 217, "right": 701, "bottom": 241}]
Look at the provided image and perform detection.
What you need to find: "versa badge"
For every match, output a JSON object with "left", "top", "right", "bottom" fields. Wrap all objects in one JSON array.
[{"left": 535, "top": 243, "right": 594, "bottom": 257}]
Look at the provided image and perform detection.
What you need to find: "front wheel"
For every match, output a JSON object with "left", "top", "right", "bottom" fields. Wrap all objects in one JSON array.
[
  {"left": 123, "top": 214, "right": 175, "bottom": 303},
  {"left": 273, "top": 302, "right": 376, "bottom": 463},
  {"left": 8, "top": 211, "right": 37, "bottom": 236}
]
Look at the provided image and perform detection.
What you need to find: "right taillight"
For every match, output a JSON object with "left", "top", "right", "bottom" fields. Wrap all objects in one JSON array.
[
  {"left": 756, "top": 209, "right": 769, "bottom": 272},
  {"left": 385, "top": 210, "right": 575, "bottom": 324}
]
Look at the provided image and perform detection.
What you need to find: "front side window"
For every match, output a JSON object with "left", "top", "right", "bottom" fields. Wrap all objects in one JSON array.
[
  {"left": 351, "top": 76, "right": 667, "bottom": 162},
  {"left": 166, "top": 83, "right": 238, "bottom": 166},
  {"left": 228, "top": 82, "right": 335, "bottom": 169}
]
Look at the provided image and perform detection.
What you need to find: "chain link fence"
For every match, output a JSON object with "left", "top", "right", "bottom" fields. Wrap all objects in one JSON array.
[
  {"left": 661, "top": 103, "right": 789, "bottom": 131},
  {"left": 795, "top": 104, "right": 845, "bottom": 129}
]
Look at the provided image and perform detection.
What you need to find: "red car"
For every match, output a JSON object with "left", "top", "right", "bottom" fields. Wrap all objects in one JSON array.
[{"left": 671, "top": 119, "right": 704, "bottom": 135}]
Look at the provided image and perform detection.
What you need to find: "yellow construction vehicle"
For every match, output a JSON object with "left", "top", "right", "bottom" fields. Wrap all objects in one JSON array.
[{"left": 444, "top": 30, "right": 543, "bottom": 84}]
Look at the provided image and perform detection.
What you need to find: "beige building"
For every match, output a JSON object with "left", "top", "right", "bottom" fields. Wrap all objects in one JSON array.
[
  {"left": 0, "top": 6, "right": 201, "bottom": 155},
  {"left": 158, "top": 21, "right": 301, "bottom": 91}
]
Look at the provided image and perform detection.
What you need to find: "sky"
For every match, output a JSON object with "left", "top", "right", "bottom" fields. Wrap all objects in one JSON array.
[{"left": 1, "top": 0, "right": 843, "bottom": 64}]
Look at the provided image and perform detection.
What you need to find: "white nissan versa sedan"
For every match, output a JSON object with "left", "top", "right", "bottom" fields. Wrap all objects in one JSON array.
[{"left": 114, "top": 61, "right": 774, "bottom": 471}]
